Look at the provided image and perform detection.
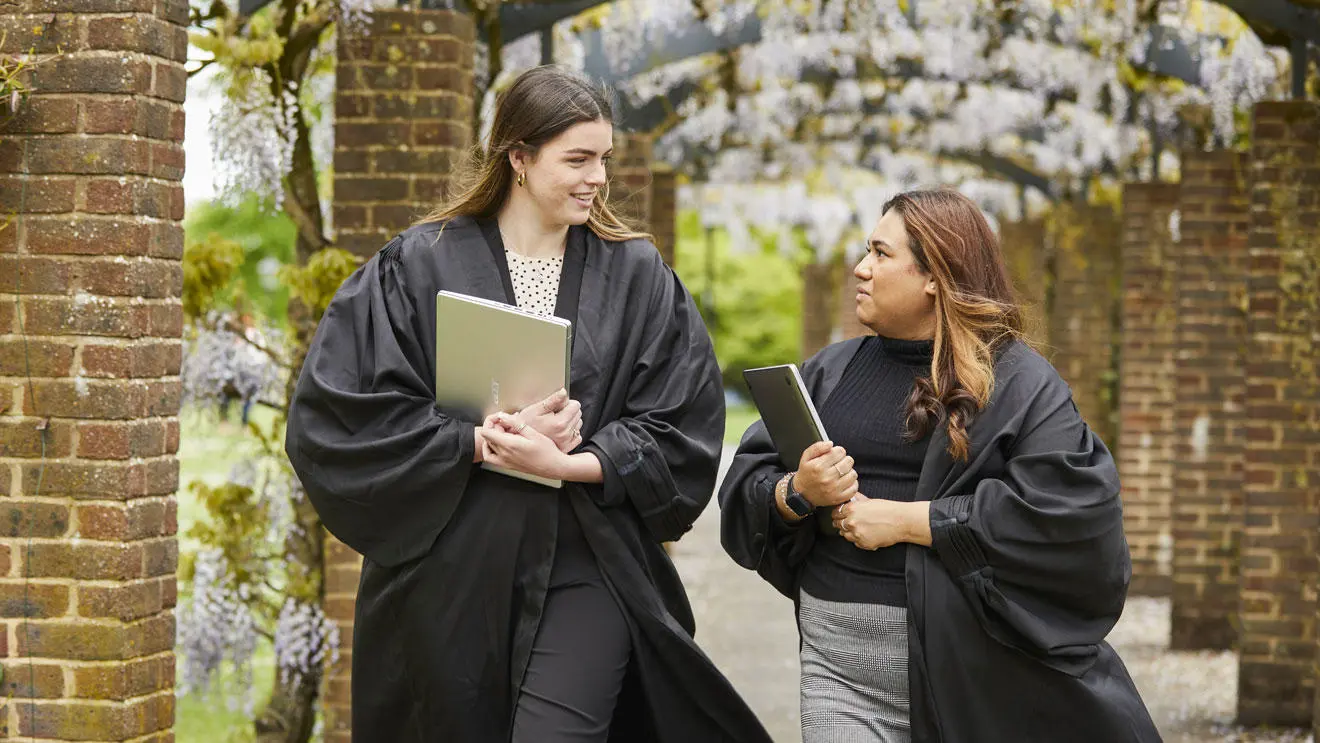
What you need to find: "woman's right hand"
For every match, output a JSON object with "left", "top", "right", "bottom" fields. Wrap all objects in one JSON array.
[
  {"left": 795, "top": 441, "right": 858, "bottom": 507},
  {"left": 506, "top": 388, "right": 584, "bottom": 453}
]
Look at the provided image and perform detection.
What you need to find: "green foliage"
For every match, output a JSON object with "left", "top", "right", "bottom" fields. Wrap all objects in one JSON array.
[
  {"left": 184, "top": 197, "right": 298, "bottom": 323},
  {"left": 186, "top": 480, "right": 273, "bottom": 595},
  {"left": 673, "top": 209, "right": 803, "bottom": 397},
  {"left": 183, "top": 233, "right": 246, "bottom": 321},
  {"left": 280, "top": 248, "right": 363, "bottom": 321}
]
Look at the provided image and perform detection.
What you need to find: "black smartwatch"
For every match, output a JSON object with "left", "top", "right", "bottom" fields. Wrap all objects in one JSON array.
[{"left": 784, "top": 474, "right": 814, "bottom": 518}]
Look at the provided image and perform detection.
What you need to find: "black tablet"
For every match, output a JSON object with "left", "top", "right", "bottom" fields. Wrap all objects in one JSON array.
[{"left": 742, "top": 364, "right": 829, "bottom": 471}]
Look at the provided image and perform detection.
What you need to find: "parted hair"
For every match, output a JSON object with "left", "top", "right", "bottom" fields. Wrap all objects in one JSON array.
[
  {"left": 888, "top": 189, "right": 1024, "bottom": 461},
  {"left": 416, "top": 65, "right": 651, "bottom": 243}
]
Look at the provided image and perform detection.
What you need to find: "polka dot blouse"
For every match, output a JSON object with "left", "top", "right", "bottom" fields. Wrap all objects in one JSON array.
[{"left": 506, "top": 248, "right": 564, "bottom": 317}]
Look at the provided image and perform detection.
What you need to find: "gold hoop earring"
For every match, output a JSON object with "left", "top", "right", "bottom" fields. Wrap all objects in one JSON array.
[{"left": 516, "top": 172, "right": 525, "bottom": 187}]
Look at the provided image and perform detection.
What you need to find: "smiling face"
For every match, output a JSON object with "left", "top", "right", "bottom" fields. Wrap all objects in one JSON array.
[
  {"left": 854, "top": 209, "right": 938, "bottom": 340},
  {"left": 510, "top": 118, "right": 612, "bottom": 228}
]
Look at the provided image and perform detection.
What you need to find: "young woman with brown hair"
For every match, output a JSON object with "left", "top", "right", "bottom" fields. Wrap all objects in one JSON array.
[
  {"left": 719, "top": 189, "right": 1159, "bottom": 742},
  {"left": 286, "top": 65, "right": 770, "bottom": 743}
]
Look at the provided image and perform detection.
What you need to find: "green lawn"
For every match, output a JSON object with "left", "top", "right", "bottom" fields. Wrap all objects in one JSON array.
[
  {"left": 176, "top": 405, "right": 280, "bottom": 743},
  {"left": 724, "top": 403, "right": 760, "bottom": 447}
]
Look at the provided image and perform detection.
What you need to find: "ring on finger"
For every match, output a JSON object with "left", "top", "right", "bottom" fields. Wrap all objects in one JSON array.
[{"left": 832, "top": 462, "right": 844, "bottom": 478}]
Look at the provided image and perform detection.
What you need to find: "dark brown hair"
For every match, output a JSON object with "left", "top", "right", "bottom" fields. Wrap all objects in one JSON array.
[
  {"left": 417, "top": 65, "right": 650, "bottom": 242},
  {"left": 887, "top": 189, "right": 1023, "bottom": 460}
]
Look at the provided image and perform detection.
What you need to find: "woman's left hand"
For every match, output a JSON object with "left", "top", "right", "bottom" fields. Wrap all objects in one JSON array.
[
  {"left": 833, "top": 498, "right": 933, "bottom": 550},
  {"left": 481, "top": 412, "right": 571, "bottom": 480}
]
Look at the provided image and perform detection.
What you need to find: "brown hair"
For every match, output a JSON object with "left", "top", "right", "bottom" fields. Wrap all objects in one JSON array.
[
  {"left": 416, "top": 65, "right": 651, "bottom": 243},
  {"left": 886, "top": 189, "right": 1023, "bottom": 460}
]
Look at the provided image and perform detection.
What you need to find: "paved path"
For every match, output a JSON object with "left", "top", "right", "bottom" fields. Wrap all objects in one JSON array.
[{"left": 668, "top": 448, "right": 1310, "bottom": 743}]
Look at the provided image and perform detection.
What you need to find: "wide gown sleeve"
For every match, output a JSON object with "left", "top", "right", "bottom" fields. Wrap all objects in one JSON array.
[
  {"left": 716, "top": 418, "right": 815, "bottom": 600},
  {"left": 581, "top": 259, "right": 724, "bottom": 544},
  {"left": 928, "top": 374, "right": 1129, "bottom": 675},
  {"left": 285, "top": 239, "right": 476, "bottom": 568}
]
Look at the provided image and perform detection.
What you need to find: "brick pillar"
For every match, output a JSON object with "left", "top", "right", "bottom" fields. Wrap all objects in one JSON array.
[
  {"left": 333, "top": 9, "right": 475, "bottom": 257},
  {"left": 1046, "top": 203, "right": 1121, "bottom": 448},
  {"left": 998, "top": 219, "right": 1048, "bottom": 346},
  {"left": 1119, "top": 183, "right": 1179, "bottom": 598},
  {"left": 649, "top": 164, "right": 676, "bottom": 267},
  {"left": 1238, "top": 101, "right": 1320, "bottom": 728},
  {"left": 328, "top": 9, "right": 474, "bottom": 740},
  {"left": 0, "top": 0, "right": 186, "bottom": 738},
  {"left": 1170, "top": 149, "right": 1248, "bottom": 651},
  {"left": 802, "top": 261, "right": 835, "bottom": 359},
  {"left": 611, "top": 132, "right": 653, "bottom": 234},
  {"left": 835, "top": 256, "right": 869, "bottom": 342}
]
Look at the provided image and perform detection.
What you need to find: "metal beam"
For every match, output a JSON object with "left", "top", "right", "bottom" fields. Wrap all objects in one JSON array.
[
  {"left": 1214, "top": 0, "right": 1320, "bottom": 46},
  {"left": 501, "top": 0, "right": 613, "bottom": 42},
  {"left": 581, "top": 12, "right": 1209, "bottom": 89}
]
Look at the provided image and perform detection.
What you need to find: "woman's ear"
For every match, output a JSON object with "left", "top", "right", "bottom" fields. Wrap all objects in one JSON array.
[
  {"left": 924, "top": 277, "right": 937, "bottom": 297},
  {"left": 508, "top": 146, "right": 532, "bottom": 179}
]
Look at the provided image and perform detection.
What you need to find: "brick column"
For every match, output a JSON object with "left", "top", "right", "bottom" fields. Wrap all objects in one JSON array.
[
  {"left": 649, "top": 163, "right": 676, "bottom": 267},
  {"left": 802, "top": 261, "right": 834, "bottom": 359},
  {"left": 1238, "top": 101, "right": 1320, "bottom": 728},
  {"left": 835, "top": 256, "right": 869, "bottom": 343},
  {"left": 333, "top": 9, "right": 475, "bottom": 257},
  {"left": 0, "top": 0, "right": 186, "bottom": 739},
  {"left": 611, "top": 132, "right": 653, "bottom": 234},
  {"left": 328, "top": 9, "right": 474, "bottom": 740},
  {"left": 1047, "top": 204, "right": 1121, "bottom": 448},
  {"left": 998, "top": 219, "right": 1048, "bottom": 346},
  {"left": 1119, "top": 183, "right": 1179, "bottom": 598},
  {"left": 1170, "top": 149, "right": 1248, "bottom": 651}
]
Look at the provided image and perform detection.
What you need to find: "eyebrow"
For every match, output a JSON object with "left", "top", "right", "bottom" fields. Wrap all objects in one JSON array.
[
  {"left": 868, "top": 238, "right": 892, "bottom": 249},
  {"left": 563, "top": 148, "right": 613, "bottom": 157}
]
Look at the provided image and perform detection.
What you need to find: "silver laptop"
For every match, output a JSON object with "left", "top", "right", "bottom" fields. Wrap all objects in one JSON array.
[{"left": 435, "top": 290, "right": 572, "bottom": 488}]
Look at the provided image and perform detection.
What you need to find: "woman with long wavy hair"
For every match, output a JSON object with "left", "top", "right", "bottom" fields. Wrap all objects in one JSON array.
[
  {"left": 286, "top": 65, "right": 770, "bottom": 743},
  {"left": 720, "top": 189, "right": 1158, "bottom": 742}
]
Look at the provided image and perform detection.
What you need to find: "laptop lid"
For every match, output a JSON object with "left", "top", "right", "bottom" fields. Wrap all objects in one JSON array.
[{"left": 434, "top": 290, "right": 572, "bottom": 420}]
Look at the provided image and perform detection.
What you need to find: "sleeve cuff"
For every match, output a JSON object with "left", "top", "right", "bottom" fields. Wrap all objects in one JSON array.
[
  {"left": 929, "top": 494, "right": 988, "bottom": 578},
  {"left": 582, "top": 441, "right": 627, "bottom": 507},
  {"left": 455, "top": 419, "right": 476, "bottom": 465}
]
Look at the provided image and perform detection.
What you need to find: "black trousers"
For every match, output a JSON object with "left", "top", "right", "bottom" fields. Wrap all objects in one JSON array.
[{"left": 511, "top": 499, "right": 632, "bottom": 743}]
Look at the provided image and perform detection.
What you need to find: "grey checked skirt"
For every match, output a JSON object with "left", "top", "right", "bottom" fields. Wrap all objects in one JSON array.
[{"left": 799, "top": 590, "right": 911, "bottom": 743}]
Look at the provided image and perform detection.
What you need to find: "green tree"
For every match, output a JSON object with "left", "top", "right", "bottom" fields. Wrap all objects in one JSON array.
[{"left": 673, "top": 209, "right": 804, "bottom": 398}]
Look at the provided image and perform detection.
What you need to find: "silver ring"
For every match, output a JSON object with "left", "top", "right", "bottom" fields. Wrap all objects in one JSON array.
[
  {"left": 517, "top": 420, "right": 527, "bottom": 433},
  {"left": 833, "top": 462, "right": 844, "bottom": 478}
]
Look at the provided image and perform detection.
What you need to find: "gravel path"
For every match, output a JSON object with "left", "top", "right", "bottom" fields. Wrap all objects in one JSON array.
[{"left": 665, "top": 447, "right": 1312, "bottom": 743}]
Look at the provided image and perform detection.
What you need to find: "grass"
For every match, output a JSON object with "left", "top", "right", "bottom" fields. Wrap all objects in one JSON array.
[
  {"left": 724, "top": 402, "right": 760, "bottom": 447},
  {"left": 176, "top": 404, "right": 281, "bottom": 743}
]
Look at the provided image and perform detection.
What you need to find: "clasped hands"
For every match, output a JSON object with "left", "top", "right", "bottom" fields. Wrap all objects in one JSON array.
[
  {"left": 794, "top": 441, "right": 931, "bottom": 550},
  {"left": 477, "top": 388, "right": 584, "bottom": 480}
]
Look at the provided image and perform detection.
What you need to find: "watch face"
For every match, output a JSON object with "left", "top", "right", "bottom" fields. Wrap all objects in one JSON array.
[{"left": 787, "top": 492, "right": 813, "bottom": 517}]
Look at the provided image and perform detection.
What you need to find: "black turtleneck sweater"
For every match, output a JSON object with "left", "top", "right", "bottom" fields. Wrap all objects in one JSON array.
[{"left": 798, "top": 334, "right": 935, "bottom": 608}]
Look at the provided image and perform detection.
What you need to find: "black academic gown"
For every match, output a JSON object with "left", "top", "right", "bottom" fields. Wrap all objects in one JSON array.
[
  {"left": 719, "top": 338, "right": 1163, "bottom": 743},
  {"left": 286, "top": 216, "right": 772, "bottom": 743}
]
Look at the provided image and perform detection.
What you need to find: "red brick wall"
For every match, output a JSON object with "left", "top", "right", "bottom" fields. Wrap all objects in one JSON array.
[
  {"left": 1237, "top": 101, "right": 1320, "bottom": 727},
  {"left": 327, "top": 9, "right": 474, "bottom": 740},
  {"left": 611, "top": 133, "right": 653, "bottom": 235},
  {"left": 1170, "top": 149, "right": 1248, "bottom": 651},
  {"left": 0, "top": 0, "right": 187, "bottom": 738},
  {"left": 998, "top": 219, "right": 1048, "bottom": 347},
  {"left": 649, "top": 164, "right": 676, "bottom": 267},
  {"left": 1119, "top": 184, "right": 1180, "bottom": 598},
  {"left": 835, "top": 256, "right": 869, "bottom": 343},
  {"left": 333, "top": 9, "right": 475, "bottom": 258},
  {"left": 802, "top": 261, "right": 835, "bottom": 359},
  {"left": 1046, "top": 204, "right": 1121, "bottom": 449}
]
